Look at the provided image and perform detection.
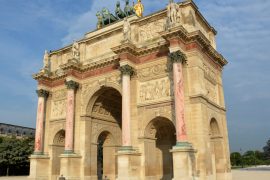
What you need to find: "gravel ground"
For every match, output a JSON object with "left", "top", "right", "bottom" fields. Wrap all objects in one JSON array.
[{"left": 0, "top": 169, "right": 269, "bottom": 180}]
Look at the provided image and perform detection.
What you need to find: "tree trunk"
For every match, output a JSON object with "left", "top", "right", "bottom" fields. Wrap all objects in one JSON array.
[{"left": 6, "top": 166, "right": 9, "bottom": 176}]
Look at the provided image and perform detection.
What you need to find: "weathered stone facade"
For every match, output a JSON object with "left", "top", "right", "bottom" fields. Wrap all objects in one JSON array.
[{"left": 29, "top": 1, "right": 231, "bottom": 180}]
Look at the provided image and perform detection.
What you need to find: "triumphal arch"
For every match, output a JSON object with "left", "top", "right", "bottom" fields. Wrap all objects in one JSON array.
[{"left": 29, "top": 0, "right": 231, "bottom": 180}]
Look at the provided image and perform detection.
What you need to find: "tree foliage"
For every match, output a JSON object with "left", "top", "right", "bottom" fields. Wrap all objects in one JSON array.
[
  {"left": 0, "top": 136, "right": 34, "bottom": 176},
  {"left": 263, "top": 139, "right": 270, "bottom": 161},
  {"left": 230, "top": 152, "right": 242, "bottom": 166},
  {"left": 231, "top": 138, "right": 270, "bottom": 167}
]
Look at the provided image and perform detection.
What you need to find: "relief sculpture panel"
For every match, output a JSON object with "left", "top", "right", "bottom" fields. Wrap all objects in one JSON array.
[
  {"left": 138, "top": 19, "right": 165, "bottom": 43},
  {"left": 205, "top": 80, "right": 217, "bottom": 103},
  {"left": 137, "top": 63, "right": 168, "bottom": 81},
  {"left": 203, "top": 63, "right": 217, "bottom": 85},
  {"left": 138, "top": 77, "right": 172, "bottom": 104},
  {"left": 51, "top": 89, "right": 67, "bottom": 119}
]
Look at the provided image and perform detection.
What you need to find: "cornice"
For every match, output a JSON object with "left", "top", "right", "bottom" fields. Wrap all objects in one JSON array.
[
  {"left": 81, "top": 56, "right": 119, "bottom": 72},
  {"left": 160, "top": 26, "right": 228, "bottom": 67},
  {"left": 111, "top": 42, "right": 139, "bottom": 56}
]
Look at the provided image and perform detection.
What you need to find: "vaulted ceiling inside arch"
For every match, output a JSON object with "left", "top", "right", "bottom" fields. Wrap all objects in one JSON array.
[{"left": 91, "top": 88, "right": 122, "bottom": 126}]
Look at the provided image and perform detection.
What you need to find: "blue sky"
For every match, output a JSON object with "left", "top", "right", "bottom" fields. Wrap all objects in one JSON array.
[{"left": 0, "top": 0, "right": 269, "bottom": 152}]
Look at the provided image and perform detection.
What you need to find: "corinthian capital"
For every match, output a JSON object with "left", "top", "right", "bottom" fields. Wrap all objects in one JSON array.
[
  {"left": 36, "top": 89, "right": 49, "bottom": 98},
  {"left": 168, "top": 50, "right": 187, "bottom": 64},
  {"left": 119, "top": 64, "right": 134, "bottom": 76},
  {"left": 65, "top": 80, "right": 79, "bottom": 90}
]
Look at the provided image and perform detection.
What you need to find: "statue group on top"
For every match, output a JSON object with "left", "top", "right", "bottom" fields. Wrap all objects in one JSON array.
[
  {"left": 96, "top": 0, "right": 144, "bottom": 29},
  {"left": 166, "top": 0, "right": 182, "bottom": 29}
]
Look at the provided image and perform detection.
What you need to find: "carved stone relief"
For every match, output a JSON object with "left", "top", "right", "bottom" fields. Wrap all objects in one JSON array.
[
  {"left": 51, "top": 100, "right": 67, "bottom": 119},
  {"left": 205, "top": 80, "right": 217, "bottom": 103},
  {"left": 203, "top": 63, "right": 217, "bottom": 85},
  {"left": 52, "top": 89, "right": 67, "bottom": 101},
  {"left": 53, "top": 130, "right": 65, "bottom": 146},
  {"left": 138, "top": 77, "right": 172, "bottom": 104},
  {"left": 138, "top": 19, "right": 165, "bottom": 43},
  {"left": 91, "top": 122, "right": 121, "bottom": 144},
  {"left": 51, "top": 89, "right": 67, "bottom": 119},
  {"left": 81, "top": 74, "right": 121, "bottom": 113},
  {"left": 137, "top": 64, "right": 168, "bottom": 81},
  {"left": 92, "top": 103, "right": 118, "bottom": 121}
]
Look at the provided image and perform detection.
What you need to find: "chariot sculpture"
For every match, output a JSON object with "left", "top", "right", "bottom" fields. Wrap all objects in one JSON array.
[{"left": 96, "top": 0, "right": 137, "bottom": 29}]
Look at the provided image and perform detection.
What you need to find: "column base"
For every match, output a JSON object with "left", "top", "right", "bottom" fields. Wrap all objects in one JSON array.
[
  {"left": 59, "top": 153, "right": 82, "bottom": 180},
  {"left": 116, "top": 147, "right": 141, "bottom": 180},
  {"left": 170, "top": 142, "right": 197, "bottom": 180},
  {"left": 29, "top": 154, "right": 50, "bottom": 180}
]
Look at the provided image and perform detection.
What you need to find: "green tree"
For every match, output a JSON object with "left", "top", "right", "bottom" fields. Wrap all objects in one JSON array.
[
  {"left": 0, "top": 136, "right": 34, "bottom": 176},
  {"left": 230, "top": 152, "right": 242, "bottom": 166},
  {"left": 263, "top": 138, "right": 270, "bottom": 164}
]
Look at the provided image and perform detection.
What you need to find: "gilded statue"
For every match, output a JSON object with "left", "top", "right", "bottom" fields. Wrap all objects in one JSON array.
[{"left": 134, "top": 0, "right": 144, "bottom": 17}]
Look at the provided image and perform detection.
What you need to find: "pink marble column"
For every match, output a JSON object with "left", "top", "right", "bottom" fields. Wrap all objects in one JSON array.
[
  {"left": 119, "top": 65, "right": 134, "bottom": 148},
  {"left": 64, "top": 80, "right": 79, "bottom": 153},
  {"left": 34, "top": 89, "right": 49, "bottom": 154},
  {"left": 169, "top": 51, "right": 188, "bottom": 143}
]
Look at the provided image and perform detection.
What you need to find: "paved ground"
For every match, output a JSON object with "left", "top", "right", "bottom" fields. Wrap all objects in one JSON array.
[
  {"left": 0, "top": 168, "right": 269, "bottom": 180},
  {"left": 232, "top": 169, "right": 270, "bottom": 180}
]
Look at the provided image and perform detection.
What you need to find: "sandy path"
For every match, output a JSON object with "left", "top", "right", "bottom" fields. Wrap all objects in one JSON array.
[
  {"left": 0, "top": 170, "right": 270, "bottom": 180},
  {"left": 232, "top": 170, "right": 270, "bottom": 180}
]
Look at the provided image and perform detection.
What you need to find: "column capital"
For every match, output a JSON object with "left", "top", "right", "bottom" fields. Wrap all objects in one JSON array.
[
  {"left": 168, "top": 50, "right": 187, "bottom": 64},
  {"left": 119, "top": 64, "right": 134, "bottom": 76},
  {"left": 65, "top": 80, "right": 79, "bottom": 90},
  {"left": 36, "top": 89, "right": 49, "bottom": 98}
]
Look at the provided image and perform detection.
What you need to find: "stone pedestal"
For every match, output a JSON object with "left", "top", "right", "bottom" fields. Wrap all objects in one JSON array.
[
  {"left": 117, "top": 149, "right": 141, "bottom": 180},
  {"left": 29, "top": 155, "right": 50, "bottom": 180},
  {"left": 171, "top": 143, "right": 196, "bottom": 180},
  {"left": 59, "top": 153, "right": 82, "bottom": 180}
]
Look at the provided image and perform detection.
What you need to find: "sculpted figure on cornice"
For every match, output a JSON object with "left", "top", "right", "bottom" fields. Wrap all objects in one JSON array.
[
  {"left": 167, "top": 0, "right": 180, "bottom": 26},
  {"left": 139, "top": 77, "right": 172, "bottom": 104},
  {"left": 138, "top": 19, "right": 165, "bottom": 42},
  {"left": 123, "top": 18, "right": 131, "bottom": 42},
  {"left": 72, "top": 41, "right": 80, "bottom": 61},
  {"left": 43, "top": 50, "right": 50, "bottom": 69}
]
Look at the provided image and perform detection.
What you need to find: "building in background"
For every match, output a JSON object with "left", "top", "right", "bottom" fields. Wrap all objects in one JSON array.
[{"left": 0, "top": 123, "right": 35, "bottom": 138}]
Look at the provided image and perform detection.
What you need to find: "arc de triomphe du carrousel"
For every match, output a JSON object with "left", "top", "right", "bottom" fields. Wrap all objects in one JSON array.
[{"left": 29, "top": 0, "right": 231, "bottom": 180}]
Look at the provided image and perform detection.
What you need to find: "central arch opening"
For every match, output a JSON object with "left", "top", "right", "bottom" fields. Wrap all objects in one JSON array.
[{"left": 88, "top": 87, "right": 122, "bottom": 180}]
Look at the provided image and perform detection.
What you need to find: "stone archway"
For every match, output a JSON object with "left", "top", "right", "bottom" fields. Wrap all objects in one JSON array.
[
  {"left": 144, "top": 117, "right": 176, "bottom": 180},
  {"left": 209, "top": 118, "right": 225, "bottom": 179},
  {"left": 51, "top": 130, "right": 65, "bottom": 180},
  {"left": 87, "top": 87, "right": 122, "bottom": 180}
]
